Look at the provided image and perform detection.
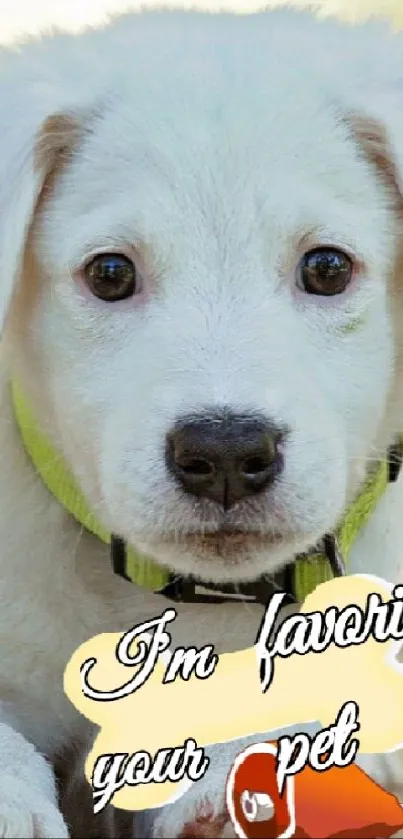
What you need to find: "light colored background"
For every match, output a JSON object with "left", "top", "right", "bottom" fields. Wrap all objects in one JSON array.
[{"left": 0, "top": 0, "right": 403, "bottom": 46}]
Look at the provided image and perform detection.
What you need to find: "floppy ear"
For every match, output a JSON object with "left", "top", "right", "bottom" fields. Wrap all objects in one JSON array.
[
  {"left": 344, "top": 83, "right": 403, "bottom": 215},
  {"left": 0, "top": 71, "right": 88, "bottom": 334}
]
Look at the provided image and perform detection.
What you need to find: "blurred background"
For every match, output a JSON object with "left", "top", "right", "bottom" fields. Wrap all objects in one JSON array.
[{"left": 0, "top": 0, "right": 402, "bottom": 46}]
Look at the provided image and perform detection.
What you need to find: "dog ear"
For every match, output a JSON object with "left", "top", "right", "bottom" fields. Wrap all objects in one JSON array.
[
  {"left": 344, "top": 84, "right": 403, "bottom": 215},
  {"left": 0, "top": 71, "right": 88, "bottom": 334}
]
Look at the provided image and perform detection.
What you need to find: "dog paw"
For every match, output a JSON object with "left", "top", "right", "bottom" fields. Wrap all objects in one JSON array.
[
  {"left": 175, "top": 802, "right": 235, "bottom": 838},
  {"left": 0, "top": 779, "right": 68, "bottom": 838},
  {"left": 150, "top": 799, "right": 234, "bottom": 838},
  {"left": 142, "top": 740, "right": 249, "bottom": 838}
]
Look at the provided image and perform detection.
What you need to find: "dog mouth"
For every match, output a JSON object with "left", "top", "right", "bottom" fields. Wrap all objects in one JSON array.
[{"left": 161, "top": 528, "right": 285, "bottom": 555}]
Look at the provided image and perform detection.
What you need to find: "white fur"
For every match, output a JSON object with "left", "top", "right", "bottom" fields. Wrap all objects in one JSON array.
[{"left": 0, "top": 5, "right": 403, "bottom": 837}]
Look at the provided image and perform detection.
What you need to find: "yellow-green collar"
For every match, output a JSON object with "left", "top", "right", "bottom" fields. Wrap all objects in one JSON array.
[{"left": 11, "top": 380, "right": 393, "bottom": 603}]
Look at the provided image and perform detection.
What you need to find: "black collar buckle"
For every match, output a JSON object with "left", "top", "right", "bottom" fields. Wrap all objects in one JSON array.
[{"left": 388, "top": 439, "right": 403, "bottom": 483}]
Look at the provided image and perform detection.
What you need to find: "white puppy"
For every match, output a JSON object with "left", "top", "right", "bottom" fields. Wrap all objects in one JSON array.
[{"left": 1, "top": 5, "right": 403, "bottom": 837}]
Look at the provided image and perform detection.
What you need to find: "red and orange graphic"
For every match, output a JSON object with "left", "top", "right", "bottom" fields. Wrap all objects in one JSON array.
[{"left": 226, "top": 741, "right": 403, "bottom": 839}]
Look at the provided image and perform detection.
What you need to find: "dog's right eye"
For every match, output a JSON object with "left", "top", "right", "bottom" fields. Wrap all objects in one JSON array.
[
  {"left": 298, "top": 248, "right": 353, "bottom": 297},
  {"left": 84, "top": 253, "right": 137, "bottom": 301}
]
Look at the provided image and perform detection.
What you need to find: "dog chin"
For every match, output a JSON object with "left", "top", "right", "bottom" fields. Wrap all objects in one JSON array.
[{"left": 137, "top": 530, "right": 309, "bottom": 585}]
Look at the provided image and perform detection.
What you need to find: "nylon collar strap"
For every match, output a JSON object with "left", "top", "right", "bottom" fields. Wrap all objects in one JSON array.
[{"left": 11, "top": 380, "right": 401, "bottom": 604}]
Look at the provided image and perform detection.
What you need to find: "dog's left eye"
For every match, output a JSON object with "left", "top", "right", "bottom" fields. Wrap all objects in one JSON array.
[
  {"left": 84, "top": 253, "right": 137, "bottom": 301},
  {"left": 298, "top": 248, "right": 353, "bottom": 296}
]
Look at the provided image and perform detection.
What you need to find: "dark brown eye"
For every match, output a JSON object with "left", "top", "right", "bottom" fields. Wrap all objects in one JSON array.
[
  {"left": 299, "top": 248, "right": 353, "bottom": 296},
  {"left": 84, "top": 253, "right": 137, "bottom": 301}
]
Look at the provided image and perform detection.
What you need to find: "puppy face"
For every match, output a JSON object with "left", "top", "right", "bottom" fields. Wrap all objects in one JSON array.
[{"left": 4, "top": 11, "right": 403, "bottom": 583}]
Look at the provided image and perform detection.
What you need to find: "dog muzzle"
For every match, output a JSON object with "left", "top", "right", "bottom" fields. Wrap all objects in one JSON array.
[{"left": 11, "top": 380, "right": 403, "bottom": 606}]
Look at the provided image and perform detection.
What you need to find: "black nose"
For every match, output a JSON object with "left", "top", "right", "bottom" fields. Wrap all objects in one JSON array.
[{"left": 165, "top": 411, "right": 284, "bottom": 508}]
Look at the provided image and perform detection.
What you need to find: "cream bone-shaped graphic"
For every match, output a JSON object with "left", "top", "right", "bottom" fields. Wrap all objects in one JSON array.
[{"left": 63, "top": 575, "right": 403, "bottom": 812}]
